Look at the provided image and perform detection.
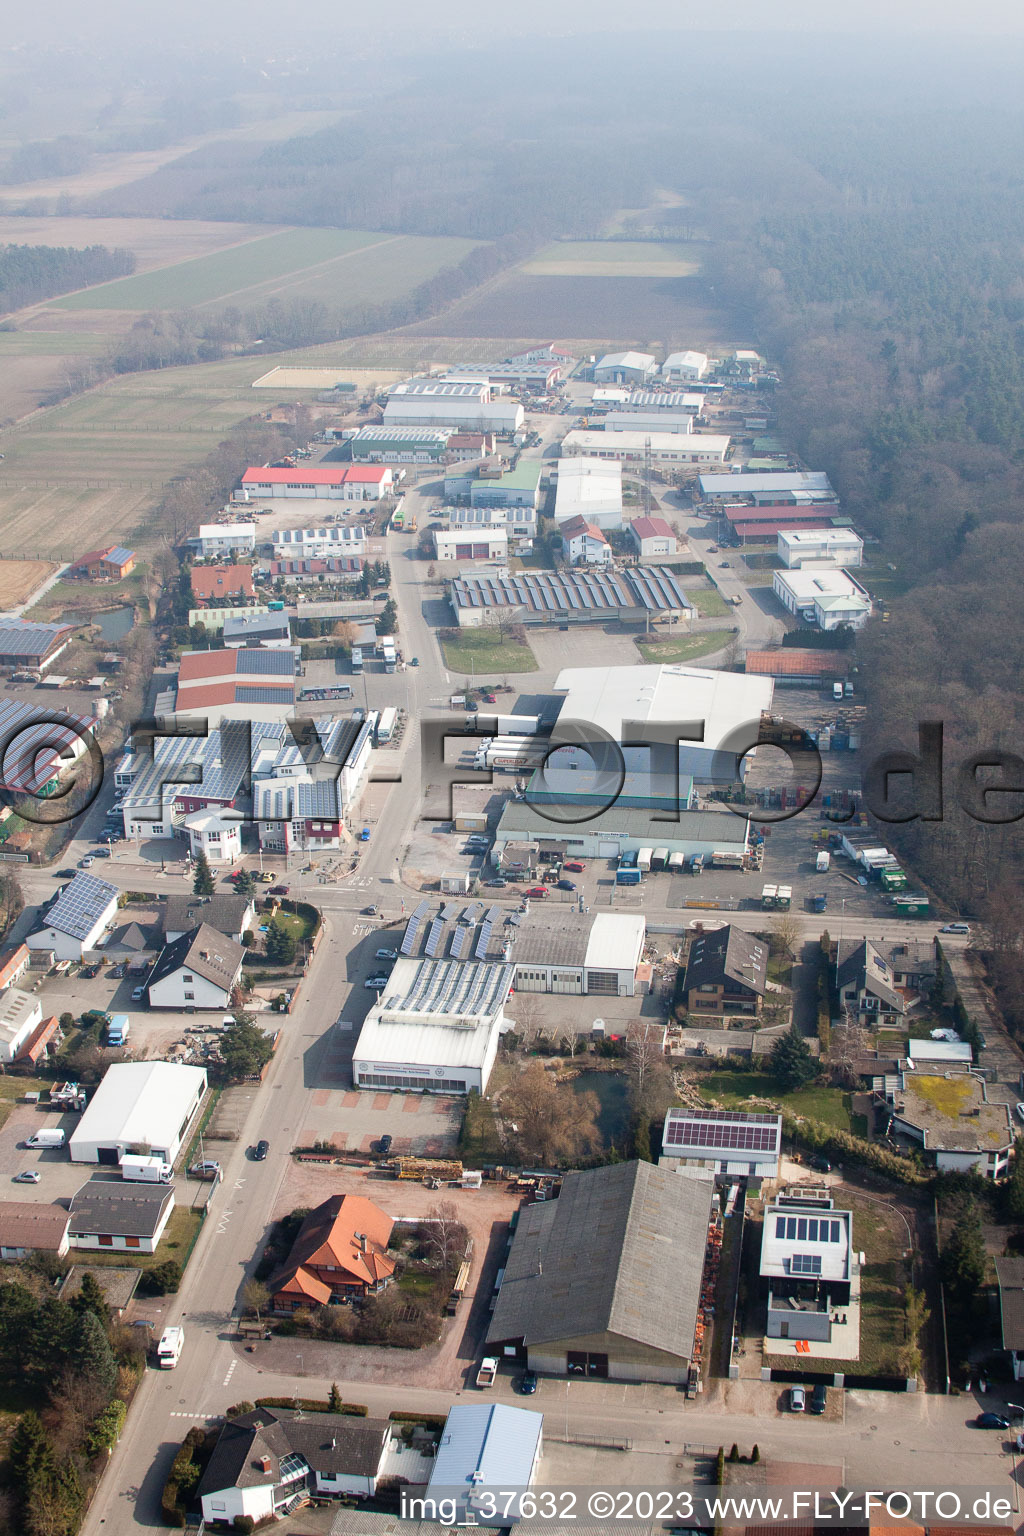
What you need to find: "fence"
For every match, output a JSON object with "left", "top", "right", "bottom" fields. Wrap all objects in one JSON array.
[{"left": 545, "top": 1431, "right": 632, "bottom": 1451}]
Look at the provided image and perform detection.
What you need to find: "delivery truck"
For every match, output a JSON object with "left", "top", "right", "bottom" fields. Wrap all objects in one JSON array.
[
  {"left": 156, "top": 1326, "right": 184, "bottom": 1369},
  {"left": 106, "top": 1015, "right": 130, "bottom": 1047},
  {"left": 816, "top": 850, "right": 831, "bottom": 872},
  {"left": 120, "top": 1153, "right": 172, "bottom": 1184}
]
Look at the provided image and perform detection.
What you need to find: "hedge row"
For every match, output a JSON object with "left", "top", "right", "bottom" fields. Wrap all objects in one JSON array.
[
  {"left": 782, "top": 1113, "right": 927, "bottom": 1186},
  {"left": 254, "top": 1395, "right": 368, "bottom": 1416},
  {"left": 389, "top": 1411, "right": 448, "bottom": 1430},
  {"left": 161, "top": 1426, "right": 206, "bottom": 1527}
]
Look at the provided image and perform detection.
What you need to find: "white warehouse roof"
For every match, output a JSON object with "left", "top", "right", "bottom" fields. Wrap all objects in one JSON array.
[
  {"left": 553, "top": 664, "right": 774, "bottom": 754},
  {"left": 554, "top": 458, "right": 623, "bottom": 523},
  {"left": 70, "top": 1062, "right": 208, "bottom": 1161},
  {"left": 428, "top": 1404, "right": 542, "bottom": 1503},
  {"left": 585, "top": 914, "right": 646, "bottom": 973}
]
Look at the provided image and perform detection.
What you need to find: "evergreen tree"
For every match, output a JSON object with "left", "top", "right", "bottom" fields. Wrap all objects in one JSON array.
[
  {"left": 193, "top": 849, "right": 215, "bottom": 896},
  {"left": 8, "top": 1411, "right": 54, "bottom": 1495},
  {"left": 941, "top": 1205, "right": 986, "bottom": 1307},
  {"left": 234, "top": 869, "right": 256, "bottom": 897},
  {"left": 70, "top": 1311, "right": 117, "bottom": 1398},
  {"left": 1004, "top": 1139, "right": 1024, "bottom": 1222},
  {"left": 265, "top": 920, "right": 296, "bottom": 966},
  {"left": 769, "top": 1024, "right": 818, "bottom": 1089},
  {"left": 71, "top": 1271, "right": 111, "bottom": 1330},
  {"left": 220, "top": 1018, "right": 274, "bottom": 1081},
  {"left": 328, "top": 1382, "right": 343, "bottom": 1412}
]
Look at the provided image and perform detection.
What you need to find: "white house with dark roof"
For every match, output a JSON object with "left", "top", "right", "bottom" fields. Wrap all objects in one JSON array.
[
  {"left": 27, "top": 872, "right": 119, "bottom": 961},
  {"left": 67, "top": 1179, "right": 175, "bottom": 1253},
  {"left": 661, "top": 1108, "right": 781, "bottom": 1181},
  {"left": 147, "top": 924, "right": 244, "bottom": 1011}
]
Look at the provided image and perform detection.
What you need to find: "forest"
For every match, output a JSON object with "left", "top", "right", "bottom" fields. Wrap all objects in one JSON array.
[{"left": 0, "top": 244, "right": 135, "bottom": 314}]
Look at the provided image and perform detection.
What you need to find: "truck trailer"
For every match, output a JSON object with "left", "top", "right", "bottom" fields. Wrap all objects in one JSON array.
[{"left": 121, "top": 1153, "right": 173, "bottom": 1184}]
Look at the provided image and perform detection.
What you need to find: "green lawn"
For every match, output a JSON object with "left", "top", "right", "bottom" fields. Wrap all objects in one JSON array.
[
  {"left": 696, "top": 1070, "right": 855, "bottom": 1132},
  {"left": 53, "top": 228, "right": 482, "bottom": 312},
  {"left": 441, "top": 629, "right": 537, "bottom": 675},
  {"left": 691, "top": 586, "right": 730, "bottom": 617},
  {"left": 636, "top": 628, "right": 734, "bottom": 664},
  {"left": 269, "top": 909, "right": 318, "bottom": 944},
  {"left": 78, "top": 1205, "right": 203, "bottom": 1274}
]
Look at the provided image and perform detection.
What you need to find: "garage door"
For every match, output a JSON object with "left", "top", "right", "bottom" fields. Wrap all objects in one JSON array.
[
  {"left": 96, "top": 1146, "right": 119, "bottom": 1165},
  {"left": 586, "top": 970, "right": 620, "bottom": 996},
  {"left": 598, "top": 842, "right": 619, "bottom": 857}
]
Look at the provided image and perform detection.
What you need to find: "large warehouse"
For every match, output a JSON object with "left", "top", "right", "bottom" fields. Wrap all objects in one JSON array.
[
  {"left": 384, "top": 382, "right": 524, "bottom": 434},
  {"left": 69, "top": 1061, "right": 208, "bottom": 1166},
  {"left": 493, "top": 798, "right": 749, "bottom": 865},
  {"left": 553, "top": 458, "right": 623, "bottom": 529},
  {"left": 551, "top": 663, "right": 774, "bottom": 784},
  {"left": 512, "top": 913, "right": 646, "bottom": 997},
  {"left": 449, "top": 568, "right": 690, "bottom": 628},
  {"left": 561, "top": 430, "right": 730, "bottom": 466},
  {"left": 486, "top": 1160, "right": 714, "bottom": 1383},
  {"left": 352, "top": 958, "right": 515, "bottom": 1095}
]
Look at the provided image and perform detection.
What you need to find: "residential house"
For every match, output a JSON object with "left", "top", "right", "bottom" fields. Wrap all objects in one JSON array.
[
  {"left": 0, "top": 1203, "right": 70, "bottom": 1260},
  {"left": 760, "top": 1189, "right": 855, "bottom": 1344},
  {"left": 68, "top": 1179, "right": 175, "bottom": 1254},
  {"left": 162, "top": 895, "right": 255, "bottom": 946},
  {"left": 147, "top": 924, "right": 244, "bottom": 1011},
  {"left": 183, "top": 809, "right": 243, "bottom": 865},
  {"left": 69, "top": 546, "right": 136, "bottom": 581},
  {"left": 194, "top": 524, "right": 256, "bottom": 559},
  {"left": 661, "top": 1108, "right": 782, "bottom": 1182},
  {"left": 190, "top": 564, "right": 256, "bottom": 605},
  {"left": 198, "top": 1408, "right": 397, "bottom": 1526},
  {"left": 876, "top": 1069, "right": 1013, "bottom": 1180},
  {"left": 682, "top": 926, "right": 767, "bottom": 1018},
  {"left": 560, "top": 515, "right": 611, "bottom": 566},
  {"left": 269, "top": 1194, "right": 395, "bottom": 1311},
  {"left": 628, "top": 516, "right": 678, "bottom": 558},
  {"left": 837, "top": 939, "right": 936, "bottom": 1024},
  {"left": 995, "top": 1258, "right": 1024, "bottom": 1381}
]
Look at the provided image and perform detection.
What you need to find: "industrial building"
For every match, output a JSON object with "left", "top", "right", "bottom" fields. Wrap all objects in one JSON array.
[
  {"left": 760, "top": 1189, "right": 855, "bottom": 1345},
  {"left": 511, "top": 913, "right": 646, "bottom": 997},
  {"left": 698, "top": 470, "right": 836, "bottom": 503},
  {"left": 0, "top": 619, "right": 75, "bottom": 672},
  {"left": 492, "top": 797, "right": 748, "bottom": 865},
  {"left": 561, "top": 430, "right": 730, "bottom": 466},
  {"left": 222, "top": 611, "right": 290, "bottom": 649},
  {"left": 772, "top": 568, "right": 872, "bottom": 630},
  {"left": 27, "top": 872, "right": 119, "bottom": 961},
  {"left": 618, "top": 389, "right": 705, "bottom": 413},
  {"left": 352, "top": 957, "right": 515, "bottom": 1095},
  {"left": 486, "top": 1159, "right": 714, "bottom": 1384},
  {"left": 69, "top": 1061, "right": 207, "bottom": 1165},
  {"left": 662, "top": 350, "right": 709, "bottom": 383},
  {"left": 426, "top": 1405, "right": 543, "bottom": 1526},
  {"left": 349, "top": 426, "right": 453, "bottom": 462},
  {"left": 0, "top": 987, "right": 42, "bottom": 1063},
  {"left": 551, "top": 663, "right": 774, "bottom": 784},
  {"left": 603, "top": 411, "right": 693, "bottom": 435},
  {"left": 271, "top": 526, "right": 367, "bottom": 558},
  {"left": 193, "top": 524, "right": 256, "bottom": 558},
  {"left": 433, "top": 527, "right": 508, "bottom": 563},
  {"left": 628, "top": 516, "right": 678, "bottom": 558},
  {"left": 682, "top": 926, "right": 767, "bottom": 1017},
  {"left": 170, "top": 647, "right": 299, "bottom": 724},
  {"left": 239, "top": 465, "right": 392, "bottom": 501},
  {"left": 593, "top": 351, "right": 658, "bottom": 384},
  {"left": 447, "top": 503, "right": 539, "bottom": 548},
  {"left": 0, "top": 696, "right": 96, "bottom": 795},
  {"left": 148, "top": 924, "right": 245, "bottom": 1011},
  {"left": 384, "top": 381, "right": 524, "bottom": 434},
  {"left": 469, "top": 461, "right": 543, "bottom": 511},
  {"left": 553, "top": 457, "right": 623, "bottom": 529},
  {"left": 449, "top": 568, "right": 690, "bottom": 628},
  {"left": 68, "top": 1180, "right": 175, "bottom": 1254},
  {"left": 661, "top": 1108, "right": 782, "bottom": 1181},
  {"left": 777, "top": 528, "right": 864, "bottom": 568}
]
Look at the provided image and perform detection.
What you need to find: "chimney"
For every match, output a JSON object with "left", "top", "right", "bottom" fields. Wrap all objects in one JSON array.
[
  {"left": 356, "top": 1232, "right": 367, "bottom": 1253},
  {"left": 257, "top": 1456, "right": 272, "bottom": 1474}
]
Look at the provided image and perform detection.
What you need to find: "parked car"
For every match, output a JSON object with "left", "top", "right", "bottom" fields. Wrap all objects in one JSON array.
[
  {"left": 940, "top": 922, "right": 971, "bottom": 935},
  {"left": 362, "top": 904, "right": 378, "bottom": 916},
  {"left": 789, "top": 1386, "right": 806, "bottom": 1412},
  {"left": 378, "top": 1134, "right": 393, "bottom": 1157},
  {"left": 807, "top": 1154, "right": 832, "bottom": 1173},
  {"left": 365, "top": 975, "right": 390, "bottom": 990},
  {"left": 976, "top": 1413, "right": 1010, "bottom": 1430},
  {"left": 131, "top": 986, "right": 146, "bottom": 1002},
  {"left": 1017, "top": 1104, "right": 1024, "bottom": 1125},
  {"left": 557, "top": 879, "right": 576, "bottom": 891},
  {"left": 91, "top": 847, "right": 111, "bottom": 858},
  {"left": 57, "top": 869, "right": 76, "bottom": 879},
  {"left": 482, "top": 692, "right": 497, "bottom": 703},
  {"left": 810, "top": 1384, "right": 827, "bottom": 1415},
  {"left": 465, "top": 699, "right": 479, "bottom": 712},
  {"left": 78, "top": 856, "right": 94, "bottom": 869},
  {"left": 376, "top": 948, "right": 399, "bottom": 961},
  {"left": 485, "top": 878, "right": 507, "bottom": 887},
  {"left": 12, "top": 1171, "right": 40, "bottom": 1184},
  {"left": 269, "top": 885, "right": 289, "bottom": 895},
  {"left": 525, "top": 887, "right": 549, "bottom": 898},
  {"left": 517, "top": 1371, "right": 538, "bottom": 1395},
  {"left": 564, "top": 861, "right": 585, "bottom": 872},
  {"left": 253, "top": 1140, "right": 269, "bottom": 1161}
]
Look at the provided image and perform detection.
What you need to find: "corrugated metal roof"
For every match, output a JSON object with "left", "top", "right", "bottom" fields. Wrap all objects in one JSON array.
[{"left": 428, "top": 1404, "right": 542, "bottom": 1494}]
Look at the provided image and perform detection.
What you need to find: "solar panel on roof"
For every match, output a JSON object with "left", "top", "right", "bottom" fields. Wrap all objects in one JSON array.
[
  {"left": 791, "top": 1253, "right": 822, "bottom": 1276},
  {"left": 439, "top": 903, "right": 459, "bottom": 922},
  {"left": 460, "top": 903, "right": 482, "bottom": 925},
  {"left": 484, "top": 906, "right": 500, "bottom": 923},
  {"left": 475, "top": 920, "right": 493, "bottom": 961},
  {"left": 235, "top": 649, "right": 296, "bottom": 675},
  {"left": 425, "top": 918, "right": 447, "bottom": 958},
  {"left": 450, "top": 925, "right": 471, "bottom": 959}
]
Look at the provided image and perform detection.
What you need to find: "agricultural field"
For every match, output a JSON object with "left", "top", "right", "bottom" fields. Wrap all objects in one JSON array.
[
  {"left": 0, "top": 557, "right": 56, "bottom": 606},
  {"left": 523, "top": 240, "right": 700, "bottom": 277},
  {"left": 52, "top": 228, "right": 482, "bottom": 312},
  {"left": 0, "top": 215, "right": 291, "bottom": 274},
  {"left": 399, "top": 273, "right": 744, "bottom": 351}
]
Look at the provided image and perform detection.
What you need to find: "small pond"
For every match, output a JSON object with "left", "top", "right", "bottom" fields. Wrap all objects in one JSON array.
[
  {"left": 63, "top": 605, "right": 135, "bottom": 643},
  {"left": 571, "top": 1069, "right": 630, "bottom": 1146}
]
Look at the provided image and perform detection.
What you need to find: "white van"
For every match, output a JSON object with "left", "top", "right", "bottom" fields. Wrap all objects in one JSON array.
[{"left": 25, "top": 1128, "right": 66, "bottom": 1149}]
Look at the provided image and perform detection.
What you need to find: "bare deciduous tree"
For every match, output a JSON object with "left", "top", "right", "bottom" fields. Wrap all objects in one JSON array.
[
  {"left": 423, "top": 1201, "right": 467, "bottom": 1273},
  {"left": 502, "top": 1061, "right": 600, "bottom": 1166}
]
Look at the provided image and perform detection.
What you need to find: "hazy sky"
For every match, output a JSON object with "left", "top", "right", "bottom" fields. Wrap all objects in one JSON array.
[{"left": 12, "top": 0, "right": 1024, "bottom": 48}]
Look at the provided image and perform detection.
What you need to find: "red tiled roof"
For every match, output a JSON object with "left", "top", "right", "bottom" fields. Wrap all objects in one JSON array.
[
  {"left": 0, "top": 944, "right": 29, "bottom": 990},
  {"left": 15, "top": 1016, "right": 59, "bottom": 1064},
  {"left": 72, "top": 548, "right": 114, "bottom": 568},
  {"left": 343, "top": 466, "right": 389, "bottom": 482},
  {"left": 270, "top": 1194, "right": 396, "bottom": 1303},
  {"left": 561, "top": 515, "right": 607, "bottom": 542},
  {"left": 630, "top": 516, "right": 675, "bottom": 540},
  {"left": 745, "top": 649, "right": 837, "bottom": 676},
  {"left": 178, "top": 650, "right": 243, "bottom": 680},
  {"left": 176, "top": 680, "right": 293, "bottom": 709},
  {"left": 191, "top": 565, "right": 255, "bottom": 601}
]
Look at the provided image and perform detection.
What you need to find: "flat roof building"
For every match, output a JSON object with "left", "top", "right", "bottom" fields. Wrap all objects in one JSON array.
[
  {"left": 512, "top": 913, "right": 646, "bottom": 998},
  {"left": 353, "top": 958, "right": 515, "bottom": 1095},
  {"left": 449, "top": 568, "right": 690, "bottom": 628},
  {"left": 760, "top": 1191, "right": 854, "bottom": 1345},
  {"left": 493, "top": 798, "right": 748, "bottom": 867},
  {"left": 69, "top": 1061, "right": 207, "bottom": 1166},
  {"left": 603, "top": 412, "right": 693, "bottom": 436},
  {"left": 194, "top": 523, "right": 256, "bottom": 558},
  {"left": 879, "top": 1069, "right": 1013, "bottom": 1180},
  {"left": 699, "top": 471, "right": 835, "bottom": 502},
  {"left": 554, "top": 457, "right": 623, "bottom": 529},
  {"left": 562, "top": 431, "right": 730, "bottom": 466},
  {"left": 469, "top": 461, "right": 543, "bottom": 511},
  {"left": 777, "top": 528, "right": 863, "bottom": 568},
  {"left": 487, "top": 1159, "right": 714, "bottom": 1384},
  {"left": 426, "top": 1405, "right": 543, "bottom": 1525},
  {"left": 773, "top": 568, "right": 872, "bottom": 630}
]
